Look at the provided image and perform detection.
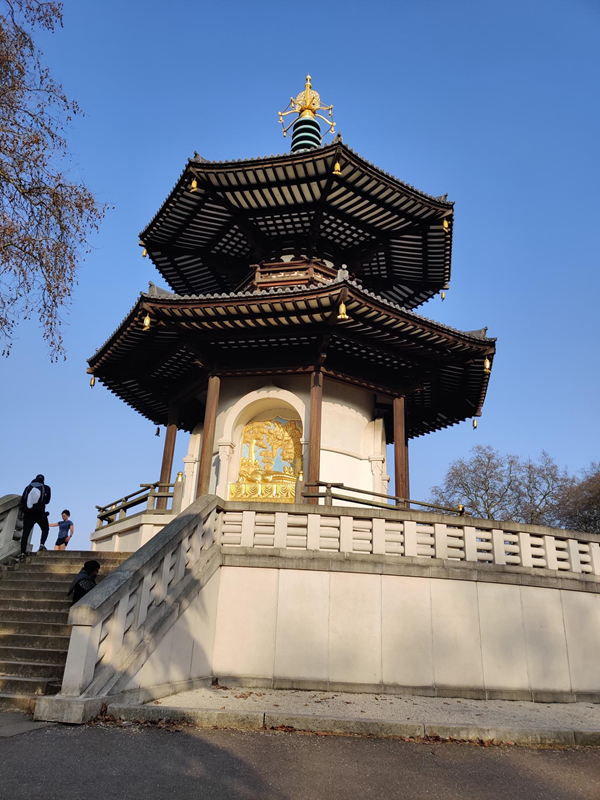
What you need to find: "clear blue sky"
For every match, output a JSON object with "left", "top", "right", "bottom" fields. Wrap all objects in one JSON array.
[{"left": 1, "top": 0, "right": 599, "bottom": 540}]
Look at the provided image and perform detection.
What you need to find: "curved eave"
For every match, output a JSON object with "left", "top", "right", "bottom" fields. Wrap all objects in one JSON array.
[
  {"left": 89, "top": 282, "right": 495, "bottom": 438},
  {"left": 138, "top": 143, "right": 454, "bottom": 309}
]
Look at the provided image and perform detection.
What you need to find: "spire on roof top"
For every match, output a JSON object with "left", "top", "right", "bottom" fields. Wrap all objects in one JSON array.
[{"left": 278, "top": 75, "right": 336, "bottom": 152}]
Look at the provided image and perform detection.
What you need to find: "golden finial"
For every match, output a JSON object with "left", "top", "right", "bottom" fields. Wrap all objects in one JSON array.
[{"left": 278, "top": 75, "right": 336, "bottom": 139}]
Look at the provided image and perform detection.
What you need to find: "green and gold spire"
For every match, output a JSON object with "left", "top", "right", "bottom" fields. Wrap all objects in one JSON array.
[{"left": 278, "top": 75, "right": 336, "bottom": 152}]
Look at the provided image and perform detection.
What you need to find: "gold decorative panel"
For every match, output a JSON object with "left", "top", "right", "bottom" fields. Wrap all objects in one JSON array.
[{"left": 229, "top": 416, "right": 302, "bottom": 503}]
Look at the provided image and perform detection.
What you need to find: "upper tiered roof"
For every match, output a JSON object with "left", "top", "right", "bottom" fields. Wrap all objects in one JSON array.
[{"left": 139, "top": 141, "right": 454, "bottom": 309}]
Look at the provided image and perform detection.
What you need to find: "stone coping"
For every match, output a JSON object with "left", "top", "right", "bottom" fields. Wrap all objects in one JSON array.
[
  {"left": 221, "top": 546, "right": 600, "bottom": 594},
  {"left": 222, "top": 500, "right": 600, "bottom": 545},
  {"left": 0, "top": 494, "right": 20, "bottom": 514}
]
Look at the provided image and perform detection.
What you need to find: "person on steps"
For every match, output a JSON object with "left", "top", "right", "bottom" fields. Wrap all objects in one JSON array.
[
  {"left": 49, "top": 510, "right": 74, "bottom": 551},
  {"left": 67, "top": 561, "right": 100, "bottom": 605},
  {"left": 19, "top": 474, "right": 51, "bottom": 560}
]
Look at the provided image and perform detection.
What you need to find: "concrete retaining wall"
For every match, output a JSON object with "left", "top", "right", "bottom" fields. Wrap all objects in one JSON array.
[{"left": 209, "top": 559, "right": 600, "bottom": 702}]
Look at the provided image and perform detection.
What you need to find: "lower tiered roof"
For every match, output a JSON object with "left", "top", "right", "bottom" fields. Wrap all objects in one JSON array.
[{"left": 88, "top": 275, "right": 495, "bottom": 440}]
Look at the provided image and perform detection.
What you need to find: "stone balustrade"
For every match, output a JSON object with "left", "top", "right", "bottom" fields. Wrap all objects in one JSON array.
[
  {"left": 35, "top": 498, "right": 600, "bottom": 723},
  {"left": 0, "top": 494, "right": 23, "bottom": 562},
  {"left": 219, "top": 506, "right": 600, "bottom": 576},
  {"left": 36, "top": 496, "right": 220, "bottom": 722}
]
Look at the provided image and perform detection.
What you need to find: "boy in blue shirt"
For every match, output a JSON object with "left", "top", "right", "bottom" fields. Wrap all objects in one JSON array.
[{"left": 49, "top": 510, "right": 74, "bottom": 551}]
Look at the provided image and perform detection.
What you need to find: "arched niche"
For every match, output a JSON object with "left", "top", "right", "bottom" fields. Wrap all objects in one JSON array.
[{"left": 216, "top": 384, "right": 306, "bottom": 501}]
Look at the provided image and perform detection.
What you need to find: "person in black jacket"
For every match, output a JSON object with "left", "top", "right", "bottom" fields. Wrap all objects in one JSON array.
[
  {"left": 20, "top": 474, "right": 51, "bottom": 559},
  {"left": 67, "top": 561, "right": 100, "bottom": 605}
]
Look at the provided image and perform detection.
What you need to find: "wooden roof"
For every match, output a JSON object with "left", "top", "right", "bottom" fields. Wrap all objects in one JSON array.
[
  {"left": 88, "top": 280, "right": 495, "bottom": 439},
  {"left": 139, "top": 142, "right": 454, "bottom": 309}
]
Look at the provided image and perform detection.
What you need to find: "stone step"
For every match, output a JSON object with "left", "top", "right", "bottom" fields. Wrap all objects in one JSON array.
[
  {"left": 0, "top": 674, "right": 61, "bottom": 695},
  {"left": 0, "top": 620, "right": 71, "bottom": 637},
  {"left": 0, "top": 609, "right": 69, "bottom": 624},
  {"left": 0, "top": 587, "right": 69, "bottom": 601},
  {"left": 0, "top": 659, "right": 66, "bottom": 679},
  {"left": 8, "top": 563, "right": 117, "bottom": 575},
  {"left": 0, "top": 578, "right": 72, "bottom": 590},
  {"left": 0, "top": 646, "right": 67, "bottom": 665},
  {"left": 0, "top": 693, "right": 36, "bottom": 713},
  {"left": 0, "top": 598, "right": 71, "bottom": 612},
  {"left": 0, "top": 633, "right": 71, "bottom": 650}
]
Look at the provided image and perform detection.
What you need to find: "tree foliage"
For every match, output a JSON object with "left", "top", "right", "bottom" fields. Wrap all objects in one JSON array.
[
  {"left": 0, "top": 0, "right": 106, "bottom": 358},
  {"left": 430, "top": 445, "right": 569, "bottom": 526}
]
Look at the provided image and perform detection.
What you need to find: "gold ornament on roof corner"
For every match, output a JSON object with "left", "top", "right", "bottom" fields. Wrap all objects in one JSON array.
[
  {"left": 278, "top": 75, "right": 336, "bottom": 138},
  {"left": 155, "top": 426, "right": 160, "bottom": 437},
  {"left": 190, "top": 178, "right": 198, "bottom": 193},
  {"left": 142, "top": 248, "right": 147, "bottom": 258},
  {"left": 483, "top": 357, "right": 491, "bottom": 374},
  {"left": 89, "top": 376, "right": 95, "bottom": 388},
  {"left": 337, "top": 301, "right": 349, "bottom": 320},
  {"left": 472, "top": 419, "right": 478, "bottom": 430},
  {"left": 441, "top": 290, "right": 446, "bottom": 301},
  {"left": 442, "top": 219, "right": 449, "bottom": 232},
  {"left": 142, "top": 313, "right": 151, "bottom": 331},
  {"left": 333, "top": 161, "right": 342, "bottom": 176}
]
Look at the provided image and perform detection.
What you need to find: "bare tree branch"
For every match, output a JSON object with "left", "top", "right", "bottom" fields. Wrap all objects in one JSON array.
[{"left": 0, "top": 0, "right": 107, "bottom": 359}]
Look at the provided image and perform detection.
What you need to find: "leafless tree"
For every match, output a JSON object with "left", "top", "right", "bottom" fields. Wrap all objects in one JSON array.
[
  {"left": 430, "top": 445, "right": 569, "bottom": 524},
  {"left": 557, "top": 463, "right": 600, "bottom": 534},
  {"left": 0, "top": 1, "right": 107, "bottom": 359}
]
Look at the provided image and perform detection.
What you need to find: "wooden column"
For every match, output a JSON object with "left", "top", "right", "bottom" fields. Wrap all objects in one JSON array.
[
  {"left": 307, "top": 369, "right": 323, "bottom": 504},
  {"left": 393, "top": 396, "right": 410, "bottom": 506},
  {"left": 196, "top": 374, "right": 221, "bottom": 499},
  {"left": 157, "top": 407, "right": 178, "bottom": 510}
]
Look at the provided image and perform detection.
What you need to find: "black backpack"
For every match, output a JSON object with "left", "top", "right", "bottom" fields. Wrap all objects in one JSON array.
[{"left": 21, "top": 481, "right": 51, "bottom": 510}]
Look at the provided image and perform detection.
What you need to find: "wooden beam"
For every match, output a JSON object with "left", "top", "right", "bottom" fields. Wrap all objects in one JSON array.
[
  {"left": 157, "top": 407, "right": 178, "bottom": 509},
  {"left": 307, "top": 369, "right": 323, "bottom": 504},
  {"left": 393, "top": 396, "right": 409, "bottom": 506},
  {"left": 196, "top": 374, "right": 220, "bottom": 498}
]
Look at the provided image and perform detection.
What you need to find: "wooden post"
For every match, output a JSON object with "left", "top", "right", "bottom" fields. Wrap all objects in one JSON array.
[
  {"left": 393, "top": 396, "right": 409, "bottom": 506},
  {"left": 157, "top": 407, "right": 178, "bottom": 510},
  {"left": 307, "top": 369, "right": 323, "bottom": 505},
  {"left": 196, "top": 374, "right": 221, "bottom": 499}
]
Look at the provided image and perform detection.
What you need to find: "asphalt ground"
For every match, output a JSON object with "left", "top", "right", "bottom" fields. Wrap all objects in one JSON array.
[{"left": 1, "top": 722, "right": 600, "bottom": 799}]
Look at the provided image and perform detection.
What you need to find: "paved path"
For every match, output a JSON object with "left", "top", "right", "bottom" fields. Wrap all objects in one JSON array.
[
  {"left": 153, "top": 685, "right": 600, "bottom": 731},
  {"left": 1, "top": 723, "right": 600, "bottom": 799}
]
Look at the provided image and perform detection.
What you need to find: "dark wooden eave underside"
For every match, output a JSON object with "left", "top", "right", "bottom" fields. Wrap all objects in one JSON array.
[
  {"left": 88, "top": 283, "right": 495, "bottom": 440},
  {"left": 139, "top": 143, "right": 454, "bottom": 310}
]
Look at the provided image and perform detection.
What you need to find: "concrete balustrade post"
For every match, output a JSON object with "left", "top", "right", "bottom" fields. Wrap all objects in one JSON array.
[
  {"left": 463, "top": 527, "right": 478, "bottom": 562},
  {"left": 372, "top": 517, "right": 386, "bottom": 555},
  {"left": 590, "top": 542, "right": 600, "bottom": 576},
  {"left": 403, "top": 521, "right": 418, "bottom": 557},
  {"left": 104, "top": 595, "right": 129, "bottom": 663},
  {"left": 544, "top": 536, "right": 559, "bottom": 570},
  {"left": 307, "top": 514, "right": 321, "bottom": 550},
  {"left": 240, "top": 511, "right": 255, "bottom": 547},
  {"left": 340, "top": 516, "right": 353, "bottom": 552},
  {"left": 491, "top": 529, "right": 507, "bottom": 565},
  {"left": 518, "top": 532, "right": 533, "bottom": 567},
  {"left": 274, "top": 513, "right": 288, "bottom": 549},
  {"left": 60, "top": 623, "right": 102, "bottom": 696},
  {"left": 434, "top": 523, "right": 448, "bottom": 560},
  {"left": 136, "top": 571, "right": 154, "bottom": 628},
  {"left": 567, "top": 539, "right": 583, "bottom": 573}
]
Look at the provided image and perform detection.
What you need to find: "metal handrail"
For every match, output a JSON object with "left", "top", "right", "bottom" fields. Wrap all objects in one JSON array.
[{"left": 301, "top": 481, "right": 467, "bottom": 516}]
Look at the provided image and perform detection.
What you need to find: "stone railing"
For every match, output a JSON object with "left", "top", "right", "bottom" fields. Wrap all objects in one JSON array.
[
  {"left": 0, "top": 494, "right": 23, "bottom": 563},
  {"left": 38, "top": 495, "right": 220, "bottom": 722},
  {"left": 219, "top": 506, "right": 600, "bottom": 576}
]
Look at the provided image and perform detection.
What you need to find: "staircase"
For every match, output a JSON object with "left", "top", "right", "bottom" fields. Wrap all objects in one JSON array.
[{"left": 0, "top": 550, "right": 131, "bottom": 712}]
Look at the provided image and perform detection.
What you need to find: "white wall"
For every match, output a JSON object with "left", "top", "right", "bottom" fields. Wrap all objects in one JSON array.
[
  {"left": 124, "top": 569, "right": 221, "bottom": 691},
  {"left": 212, "top": 567, "right": 600, "bottom": 696},
  {"left": 181, "top": 375, "right": 388, "bottom": 506}
]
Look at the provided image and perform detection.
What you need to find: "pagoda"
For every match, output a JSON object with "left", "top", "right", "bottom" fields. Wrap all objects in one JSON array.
[{"left": 88, "top": 76, "right": 495, "bottom": 508}]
